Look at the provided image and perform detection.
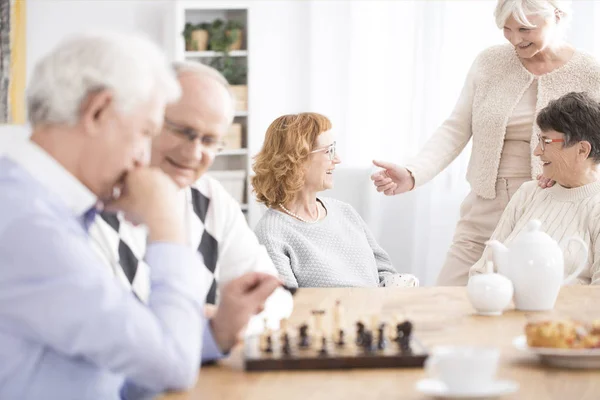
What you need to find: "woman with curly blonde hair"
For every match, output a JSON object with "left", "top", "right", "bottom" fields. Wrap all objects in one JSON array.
[{"left": 252, "top": 113, "right": 418, "bottom": 289}]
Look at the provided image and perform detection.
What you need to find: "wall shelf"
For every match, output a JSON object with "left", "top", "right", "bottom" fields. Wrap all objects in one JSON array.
[
  {"left": 173, "top": 1, "right": 251, "bottom": 216},
  {"left": 185, "top": 50, "right": 248, "bottom": 58}
]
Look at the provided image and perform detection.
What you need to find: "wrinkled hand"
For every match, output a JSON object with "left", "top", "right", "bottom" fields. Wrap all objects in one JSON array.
[
  {"left": 210, "top": 272, "right": 281, "bottom": 353},
  {"left": 537, "top": 174, "right": 555, "bottom": 189},
  {"left": 370, "top": 160, "right": 415, "bottom": 195}
]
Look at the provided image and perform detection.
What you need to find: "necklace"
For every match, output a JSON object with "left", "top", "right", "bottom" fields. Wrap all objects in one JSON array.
[{"left": 279, "top": 202, "right": 320, "bottom": 223}]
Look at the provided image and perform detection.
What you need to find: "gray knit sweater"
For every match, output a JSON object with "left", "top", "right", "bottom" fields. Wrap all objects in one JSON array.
[{"left": 254, "top": 197, "right": 400, "bottom": 288}]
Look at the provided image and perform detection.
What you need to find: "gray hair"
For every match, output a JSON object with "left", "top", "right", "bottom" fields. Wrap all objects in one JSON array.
[
  {"left": 27, "top": 31, "right": 181, "bottom": 126},
  {"left": 537, "top": 92, "right": 600, "bottom": 163},
  {"left": 171, "top": 61, "right": 235, "bottom": 121},
  {"left": 494, "top": 0, "right": 572, "bottom": 29}
]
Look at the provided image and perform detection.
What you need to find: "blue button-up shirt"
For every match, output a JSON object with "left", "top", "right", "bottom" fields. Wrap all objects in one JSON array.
[{"left": 0, "top": 140, "right": 209, "bottom": 399}]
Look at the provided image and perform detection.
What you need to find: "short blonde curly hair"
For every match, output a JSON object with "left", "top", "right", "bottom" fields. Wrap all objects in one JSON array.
[{"left": 252, "top": 113, "right": 332, "bottom": 208}]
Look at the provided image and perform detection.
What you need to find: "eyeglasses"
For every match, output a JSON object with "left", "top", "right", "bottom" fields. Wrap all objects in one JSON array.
[
  {"left": 310, "top": 141, "right": 337, "bottom": 161},
  {"left": 163, "top": 119, "right": 225, "bottom": 154},
  {"left": 537, "top": 133, "right": 565, "bottom": 152}
]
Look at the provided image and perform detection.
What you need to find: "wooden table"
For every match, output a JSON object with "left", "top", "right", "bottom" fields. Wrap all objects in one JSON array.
[{"left": 161, "top": 287, "right": 600, "bottom": 400}]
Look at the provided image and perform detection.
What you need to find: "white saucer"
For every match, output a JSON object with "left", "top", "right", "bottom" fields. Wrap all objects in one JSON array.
[
  {"left": 513, "top": 335, "right": 600, "bottom": 369},
  {"left": 416, "top": 378, "right": 519, "bottom": 399}
]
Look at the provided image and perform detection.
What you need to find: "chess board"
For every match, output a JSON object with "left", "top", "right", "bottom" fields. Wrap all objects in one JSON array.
[{"left": 243, "top": 324, "right": 428, "bottom": 371}]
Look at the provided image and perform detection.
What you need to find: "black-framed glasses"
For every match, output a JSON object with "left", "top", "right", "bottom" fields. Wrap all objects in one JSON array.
[
  {"left": 537, "top": 133, "right": 565, "bottom": 152},
  {"left": 163, "top": 119, "right": 225, "bottom": 154},
  {"left": 310, "top": 141, "right": 337, "bottom": 161}
]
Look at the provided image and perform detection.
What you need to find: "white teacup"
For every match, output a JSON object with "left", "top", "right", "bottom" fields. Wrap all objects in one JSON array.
[{"left": 425, "top": 346, "right": 500, "bottom": 393}]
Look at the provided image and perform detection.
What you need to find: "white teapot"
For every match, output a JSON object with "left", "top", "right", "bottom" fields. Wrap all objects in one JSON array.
[{"left": 486, "top": 220, "right": 587, "bottom": 311}]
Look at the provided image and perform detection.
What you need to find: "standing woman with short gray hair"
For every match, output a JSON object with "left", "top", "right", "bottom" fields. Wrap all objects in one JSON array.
[{"left": 371, "top": 0, "right": 600, "bottom": 286}]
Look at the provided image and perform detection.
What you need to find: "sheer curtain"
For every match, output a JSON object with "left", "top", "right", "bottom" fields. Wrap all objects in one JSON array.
[
  {"left": 304, "top": 0, "right": 504, "bottom": 285},
  {"left": 303, "top": 0, "right": 600, "bottom": 285}
]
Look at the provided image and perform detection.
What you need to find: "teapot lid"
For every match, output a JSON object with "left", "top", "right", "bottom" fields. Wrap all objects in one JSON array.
[{"left": 514, "top": 219, "right": 555, "bottom": 246}]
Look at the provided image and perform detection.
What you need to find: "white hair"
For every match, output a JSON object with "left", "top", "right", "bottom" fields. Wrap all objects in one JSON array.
[
  {"left": 172, "top": 61, "right": 230, "bottom": 89},
  {"left": 27, "top": 31, "right": 181, "bottom": 126},
  {"left": 494, "top": 0, "right": 572, "bottom": 29},
  {"left": 171, "top": 61, "right": 235, "bottom": 121}
]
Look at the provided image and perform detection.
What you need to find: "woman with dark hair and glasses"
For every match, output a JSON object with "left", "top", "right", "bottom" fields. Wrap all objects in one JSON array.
[
  {"left": 470, "top": 92, "right": 600, "bottom": 285},
  {"left": 252, "top": 113, "right": 418, "bottom": 289}
]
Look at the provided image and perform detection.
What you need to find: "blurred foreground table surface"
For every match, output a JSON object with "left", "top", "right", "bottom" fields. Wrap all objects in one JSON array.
[{"left": 159, "top": 286, "right": 600, "bottom": 400}]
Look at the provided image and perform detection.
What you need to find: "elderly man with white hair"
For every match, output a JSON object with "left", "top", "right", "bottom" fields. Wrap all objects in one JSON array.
[
  {"left": 371, "top": 0, "right": 600, "bottom": 286},
  {"left": 92, "top": 60, "right": 286, "bottom": 361},
  {"left": 0, "top": 31, "right": 278, "bottom": 399}
]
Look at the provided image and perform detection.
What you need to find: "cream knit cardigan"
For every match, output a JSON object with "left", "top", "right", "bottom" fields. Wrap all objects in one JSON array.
[{"left": 405, "top": 44, "right": 600, "bottom": 199}]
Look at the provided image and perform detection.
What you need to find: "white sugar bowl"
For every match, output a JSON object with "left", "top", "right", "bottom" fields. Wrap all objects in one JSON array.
[{"left": 467, "top": 261, "right": 513, "bottom": 316}]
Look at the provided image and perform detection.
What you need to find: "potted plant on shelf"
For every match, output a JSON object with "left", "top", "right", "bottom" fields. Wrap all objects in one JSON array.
[
  {"left": 182, "top": 22, "right": 210, "bottom": 51},
  {"left": 209, "top": 56, "right": 248, "bottom": 112},
  {"left": 208, "top": 19, "right": 244, "bottom": 52},
  {"left": 225, "top": 20, "right": 243, "bottom": 51}
]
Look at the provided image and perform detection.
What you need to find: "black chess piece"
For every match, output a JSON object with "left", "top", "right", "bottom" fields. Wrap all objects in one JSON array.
[
  {"left": 298, "top": 323, "right": 310, "bottom": 348},
  {"left": 318, "top": 336, "right": 328, "bottom": 356},
  {"left": 282, "top": 333, "right": 292, "bottom": 356},
  {"left": 265, "top": 335, "right": 273, "bottom": 353},
  {"left": 355, "top": 321, "right": 365, "bottom": 346},
  {"left": 377, "top": 323, "right": 387, "bottom": 350},
  {"left": 395, "top": 321, "right": 412, "bottom": 341},
  {"left": 336, "top": 329, "right": 346, "bottom": 347},
  {"left": 362, "top": 330, "right": 375, "bottom": 353},
  {"left": 395, "top": 321, "right": 413, "bottom": 353}
]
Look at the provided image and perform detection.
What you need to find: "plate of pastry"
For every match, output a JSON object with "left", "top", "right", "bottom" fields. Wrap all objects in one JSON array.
[{"left": 513, "top": 319, "right": 600, "bottom": 369}]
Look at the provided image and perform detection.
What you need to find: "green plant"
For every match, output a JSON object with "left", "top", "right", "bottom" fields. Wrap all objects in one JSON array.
[
  {"left": 209, "top": 56, "right": 246, "bottom": 85},
  {"left": 208, "top": 19, "right": 244, "bottom": 52},
  {"left": 182, "top": 22, "right": 210, "bottom": 50},
  {"left": 208, "top": 19, "right": 231, "bottom": 52},
  {"left": 226, "top": 20, "right": 243, "bottom": 31},
  {"left": 182, "top": 22, "right": 195, "bottom": 49}
]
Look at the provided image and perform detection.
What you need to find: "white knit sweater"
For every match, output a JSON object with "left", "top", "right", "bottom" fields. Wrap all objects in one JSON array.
[
  {"left": 405, "top": 44, "right": 600, "bottom": 199},
  {"left": 470, "top": 181, "right": 600, "bottom": 284}
]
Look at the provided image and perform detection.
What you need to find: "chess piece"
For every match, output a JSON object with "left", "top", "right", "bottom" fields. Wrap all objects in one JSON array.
[
  {"left": 260, "top": 317, "right": 272, "bottom": 352},
  {"left": 298, "top": 323, "right": 311, "bottom": 348},
  {"left": 280, "top": 318, "right": 289, "bottom": 340},
  {"left": 395, "top": 320, "right": 413, "bottom": 353},
  {"left": 282, "top": 332, "right": 292, "bottom": 356},
  {"left": 336, "top": 329, "right": 346, "bottom": 347},
  {"left": 312, "top": 310, "right": 326, "bottom": 334},
  {"left": 396, "top": 320, "right": 413, "bottom": 340},
  {"left": 355, "top": 321, "right": 365, "bottom": 346},
  {"left": 377, "top": 322, "right": 387, "bottom": 350},
  {"left": 318, "top": 335, "right": 328, "bottom": 356},
  {"left": 332, "top": 300, "right": 345, "bottom": 345},
  {"left": 362, "top": 330, "right": 375, "bottom": 353},
  {"left": 265, "top": 335, "right": 273, "bottom": 353}
]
